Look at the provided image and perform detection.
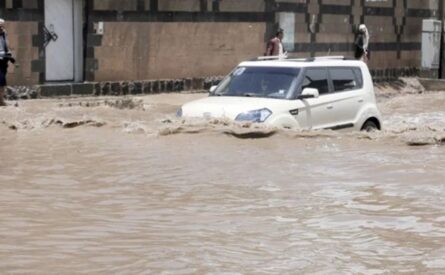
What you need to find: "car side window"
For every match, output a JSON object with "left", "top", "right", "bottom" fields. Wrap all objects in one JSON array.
[
  {"left": 352, "top": 68, "right": 363, "bottom": 88},
  {"left": 330, "top": 68, "right": 360, "bottom": 92},
  {"left": 301, "top": 68, "right": 329, "bottom": 95}
]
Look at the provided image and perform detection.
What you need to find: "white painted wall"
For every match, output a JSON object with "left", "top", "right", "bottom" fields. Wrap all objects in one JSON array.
[
  {"left": 422, "top": 19, "right": 441, "bottom": 69},
  {"left": 278, "top": 12, "right": 295, "bottom": 52}
]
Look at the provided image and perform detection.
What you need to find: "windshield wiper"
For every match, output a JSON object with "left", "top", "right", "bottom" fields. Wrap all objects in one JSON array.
[{"left": 243, "top": 93, "right": 258, "bottom": 97}]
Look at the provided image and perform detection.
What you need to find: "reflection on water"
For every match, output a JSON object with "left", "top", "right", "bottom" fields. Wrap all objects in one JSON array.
[{"left": 0, "top": 90, "right": 444, "bottom": 274}]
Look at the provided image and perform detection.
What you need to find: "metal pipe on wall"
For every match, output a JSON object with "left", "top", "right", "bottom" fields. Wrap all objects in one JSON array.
[{"left": 439, "top": 0, "right": 445, "bottom": 78}]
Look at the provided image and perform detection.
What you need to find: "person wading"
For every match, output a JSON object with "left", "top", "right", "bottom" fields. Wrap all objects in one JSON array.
[
  {"left": 265, "top": 28, "right": 286, "bottom": 57},
  {"left": 0, "top": 18, "right": 15, "bottom": 106},
  {"left": 354, "top": 24, "right": 370, "bottom": 63}
]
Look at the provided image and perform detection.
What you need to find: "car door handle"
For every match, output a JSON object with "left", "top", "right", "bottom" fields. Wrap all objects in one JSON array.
[
  {"left": 358, "top": 99, "right": 364, "bottom": 103},
  {"left": 327, "top": 105, "right": 333, "bottom": 110}
]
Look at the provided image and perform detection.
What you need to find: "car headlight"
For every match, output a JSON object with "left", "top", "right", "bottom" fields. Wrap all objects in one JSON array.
[
  {"left": 235, "top": 108, "right": 272, "bottom": 123},
  {"left": 176, "top": 108, "right": 183, "bottom": 117}
]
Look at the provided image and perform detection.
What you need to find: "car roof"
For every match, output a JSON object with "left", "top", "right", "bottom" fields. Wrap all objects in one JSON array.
[{"left": 239, "top": 56, "right": 366, "bottom": 69}]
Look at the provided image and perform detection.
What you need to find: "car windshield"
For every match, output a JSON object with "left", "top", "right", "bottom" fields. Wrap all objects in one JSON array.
[{"left": 213, "top": 66, "right": 301, "bottom": 99}]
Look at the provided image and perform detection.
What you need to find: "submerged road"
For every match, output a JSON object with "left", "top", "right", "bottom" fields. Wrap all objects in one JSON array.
[{"left": 0, "top": 84, "right": 444, "bottom": 274}]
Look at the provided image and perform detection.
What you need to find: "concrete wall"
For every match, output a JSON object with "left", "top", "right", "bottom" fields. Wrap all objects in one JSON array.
[
  {"left": 93, "top": 22, "right": 265, "bottom": 81},
  {"left": 1, "top": 0, "right": 444, "bottom": 85},
  {"left": 86, "top": 0, "right": 269, "bottom": 81}
]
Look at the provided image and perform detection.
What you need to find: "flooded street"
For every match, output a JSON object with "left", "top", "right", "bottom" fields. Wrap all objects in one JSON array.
[{"left": 1, "top": 84, "right": 445, "bottom": 274}]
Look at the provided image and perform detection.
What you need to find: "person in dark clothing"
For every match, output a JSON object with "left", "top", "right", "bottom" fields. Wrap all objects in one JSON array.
[
  {"left": 0, "top": 19, "right": 15, "bottom": 106},
  {"left": 354, "top": 24, "right": 370, "bottom": 63},
  {"left": 265, "top": 28, "right": 286, "bottom": 57}
]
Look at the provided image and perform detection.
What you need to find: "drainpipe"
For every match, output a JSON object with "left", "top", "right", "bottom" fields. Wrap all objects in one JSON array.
[
  {"left": 83, "top": 0, "right": 90, "bottom": 81},
  {"left": 439, "top": 0, "right": 445, "bottom": 78}
]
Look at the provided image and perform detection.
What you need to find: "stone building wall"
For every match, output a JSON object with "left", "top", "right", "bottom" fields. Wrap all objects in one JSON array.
[
  {"left": 0, "top": 0, "right": 443, "bottom": 85},
  {"left": 0, "top": 0, "right": 43, "bottom": 85},
  {"left": 87, "top": 0, "right": 442, "bottom": 82},
  {"left": 86, "top": 0, "right": 270, "bottom": 82}
]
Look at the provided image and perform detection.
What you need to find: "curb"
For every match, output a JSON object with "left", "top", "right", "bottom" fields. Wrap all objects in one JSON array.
[
  {"left": 5, "top": 76, "right": 224, "bottom": 100},
  {"left": 418, "top": 78, "right": 445, "bottom": 91},
  {"left": 4, "top": 67, "right": 422, "bottom": 101}
]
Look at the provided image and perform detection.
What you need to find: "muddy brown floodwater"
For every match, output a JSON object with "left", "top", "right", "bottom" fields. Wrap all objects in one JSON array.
[{"left": 1, "top": 81, "right": 445, "bottom": 274}]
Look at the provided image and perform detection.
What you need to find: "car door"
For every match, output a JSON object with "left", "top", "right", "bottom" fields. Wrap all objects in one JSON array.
[
  {"left": 326, "top": 67, "right": 365, "bottom": 129},
  {"left": 298, "top": 67, "right": 336, "bottom": 129}
]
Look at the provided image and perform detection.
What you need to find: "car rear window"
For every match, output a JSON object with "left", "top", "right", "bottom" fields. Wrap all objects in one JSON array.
[
  {"left": 352, "top": 68, "right": 363, "bottom": 87},
  {"left": 329, "top": 68, "right": 362, "bottom": 92}
]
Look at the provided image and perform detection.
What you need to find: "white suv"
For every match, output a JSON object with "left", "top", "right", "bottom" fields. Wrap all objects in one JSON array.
[{"left": 178, "top": 56, "right": 382, "bottom": 131}]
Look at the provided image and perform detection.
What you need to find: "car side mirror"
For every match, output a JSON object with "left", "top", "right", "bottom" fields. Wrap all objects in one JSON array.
[
  {"left": 298, "top": 88, "right": 319, "bottom": 99},
  {"left": 209, "top": 85, "right": 218, "bottom": 94}
]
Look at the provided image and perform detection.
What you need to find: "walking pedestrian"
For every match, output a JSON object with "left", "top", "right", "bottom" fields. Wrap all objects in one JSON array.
[
  {"left": 354, "top": 24, "right": 370, "bottom": 63},
  {"left": 265, "top": 28, "right": 286, "bottom": 57},
  {"left": 0, "top": 18, "right": 15, "bottom": 106}
]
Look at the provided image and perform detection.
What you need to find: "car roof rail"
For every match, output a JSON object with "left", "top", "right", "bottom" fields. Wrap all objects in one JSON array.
[
  {"left": 250, "top": 55, "right": 357, "bottom": 62},
  {"left": 309, "top": 56, "right": 357, "bottom": 61},
  {"left": 313, "top": 55, "right": 345, "bottom": 60},
  {"left": 252, "top": 55, "right": 288, "bottom": 61},
  {"left": 286, "top": 57, "right": 315, "bottom": 62}
]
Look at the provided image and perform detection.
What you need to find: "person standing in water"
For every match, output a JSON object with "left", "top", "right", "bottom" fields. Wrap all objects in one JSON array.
[{"left": 0, "top": 18, "right": 15, "bottom": 106}]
